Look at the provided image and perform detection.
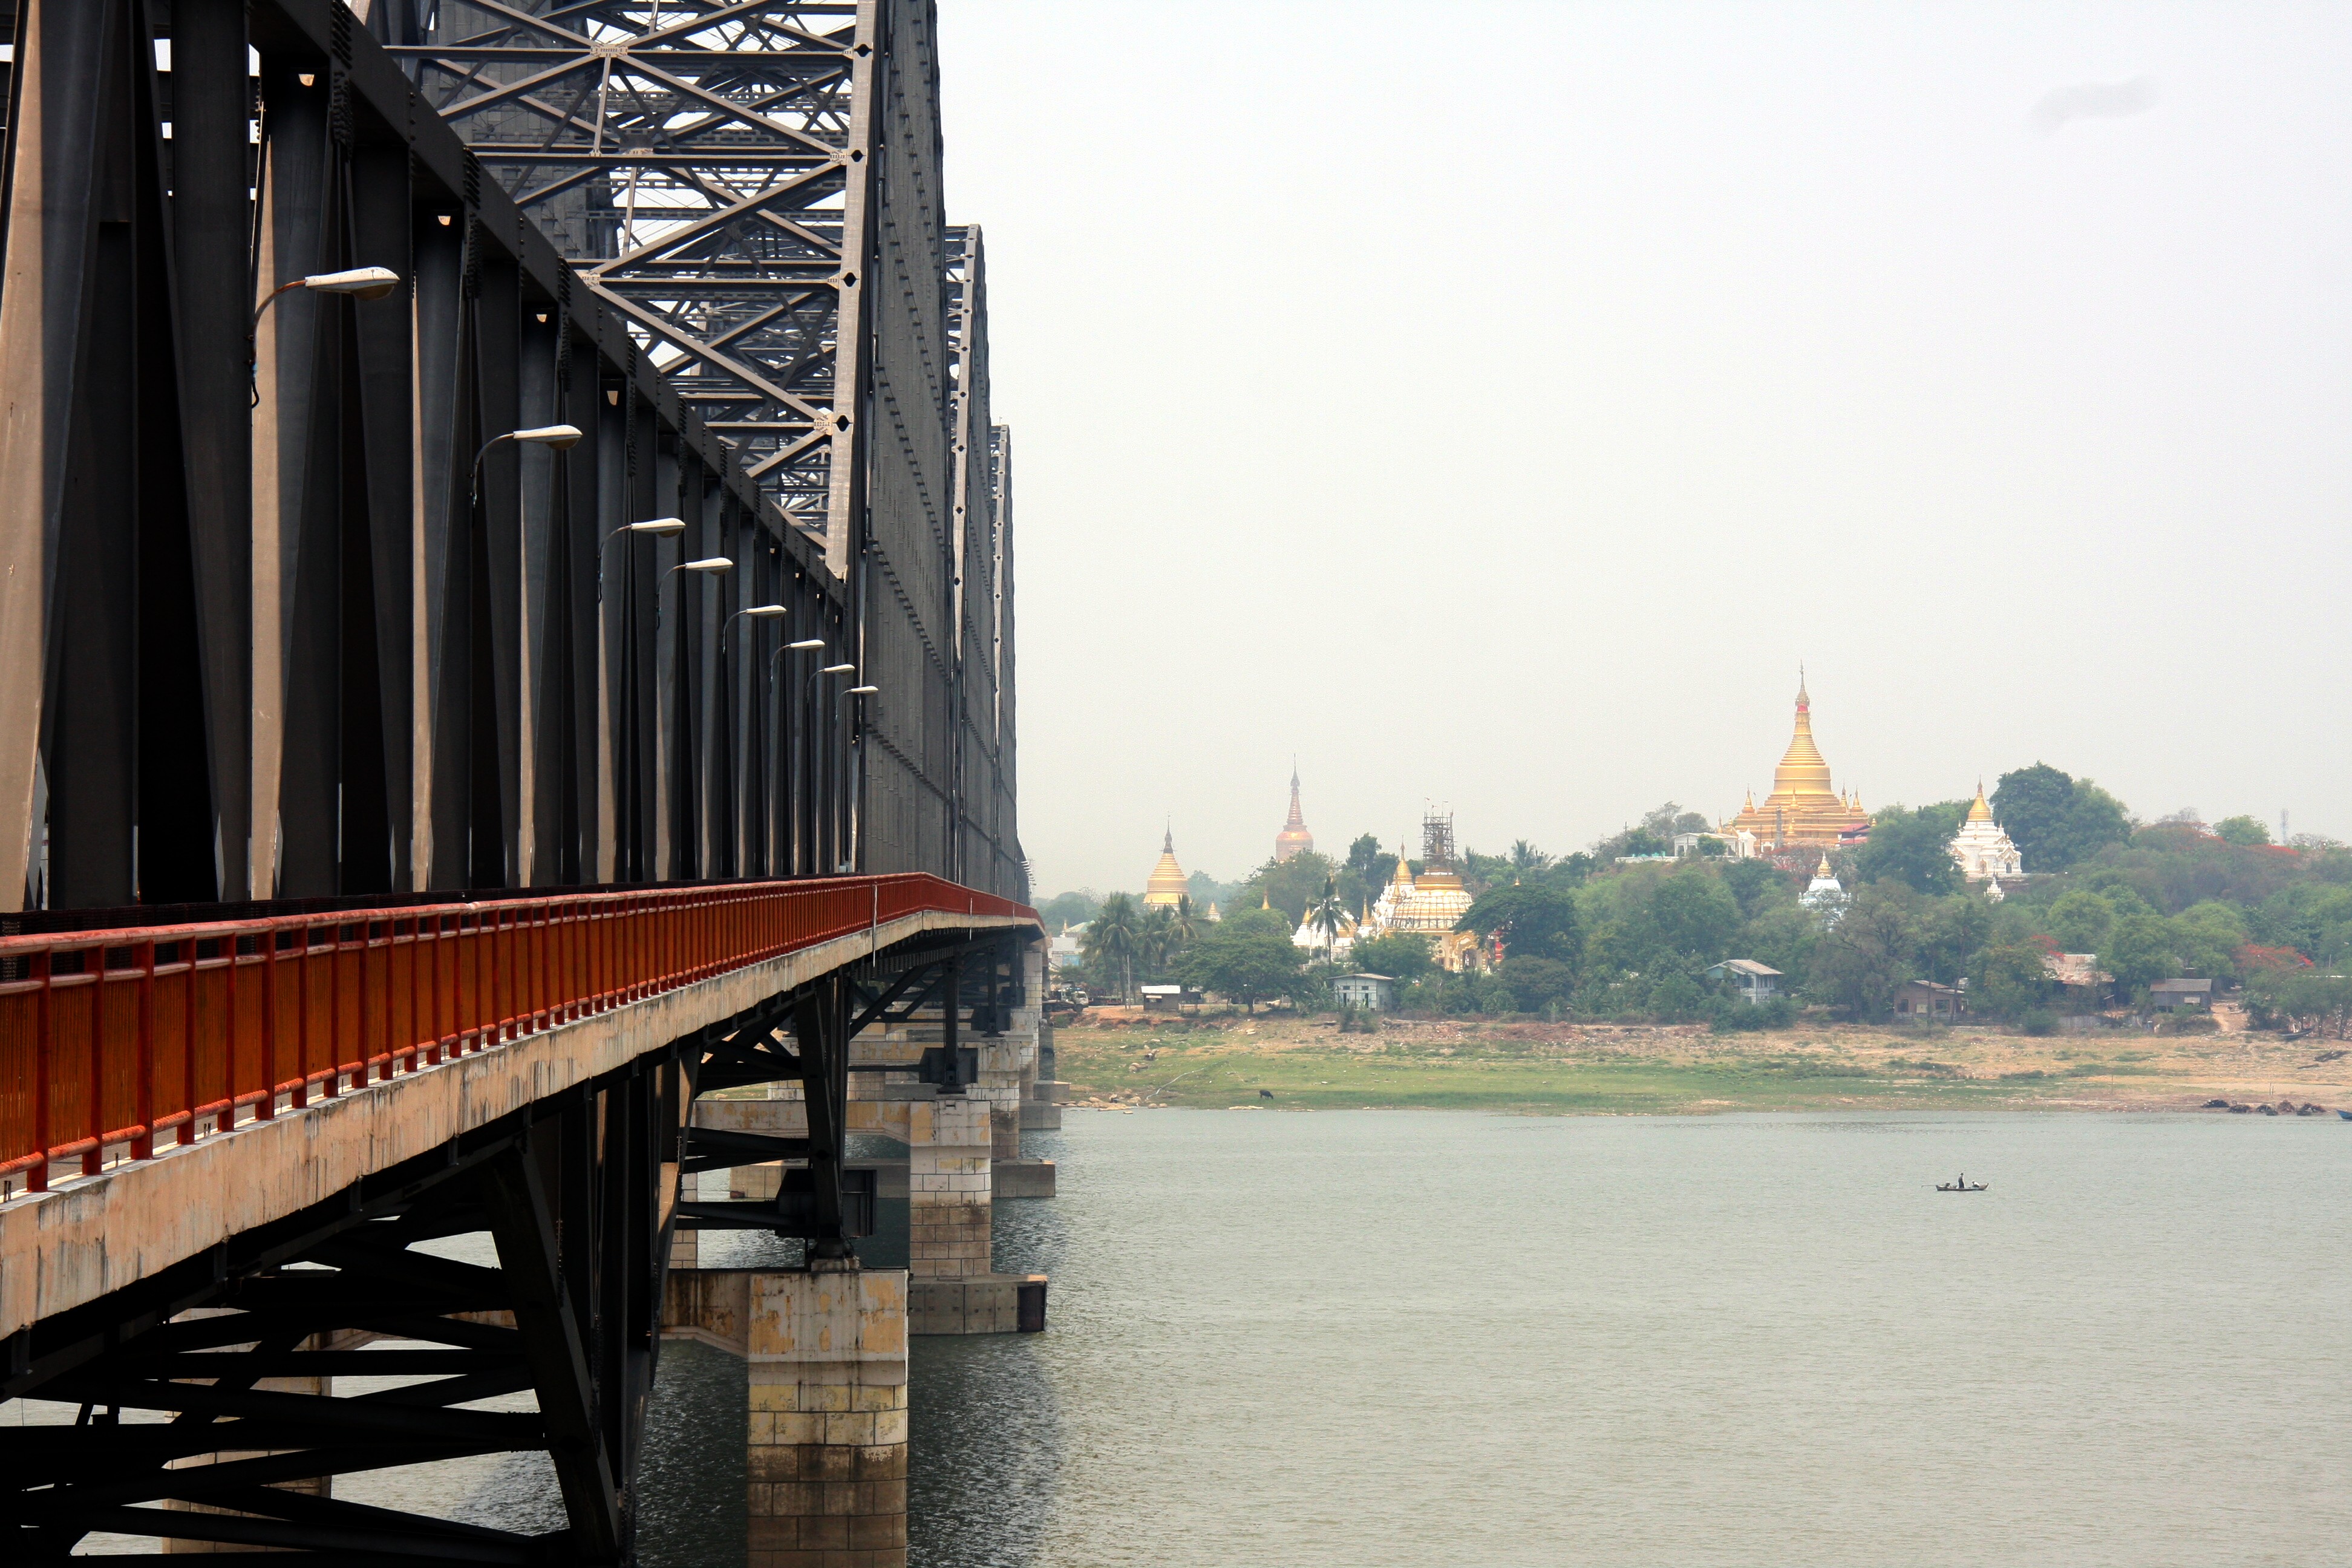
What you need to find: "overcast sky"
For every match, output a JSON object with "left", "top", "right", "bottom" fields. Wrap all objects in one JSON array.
[{"left": 936, "top": 1, "right": 2352, "bottom": 898}]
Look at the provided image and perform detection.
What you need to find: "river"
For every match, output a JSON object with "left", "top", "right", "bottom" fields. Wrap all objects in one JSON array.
[
  {"left": 874, "top": 1109, "right": 2350, "bottom": 1567},
  {"left": 31, "top": 1109, "right": 2350, "bottom": 1563}
]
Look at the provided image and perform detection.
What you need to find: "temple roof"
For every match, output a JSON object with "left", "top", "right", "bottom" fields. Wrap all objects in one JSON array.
[{"left": 1967, "top": 782, "right": 1993, "bottom": 823}]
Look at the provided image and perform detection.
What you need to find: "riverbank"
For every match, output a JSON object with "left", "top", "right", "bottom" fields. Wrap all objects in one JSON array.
[{"left": 1053, "top": 1011, "right": 2352, "bottom": 1114}]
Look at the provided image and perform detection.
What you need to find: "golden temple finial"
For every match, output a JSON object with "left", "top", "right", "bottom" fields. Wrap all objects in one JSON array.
[
  {"left": 1816, "top": 851, "right": 1833, "bottom": 877},
  {"left": 1968, "top": 780, "right": 1993, "bottom": 823}
]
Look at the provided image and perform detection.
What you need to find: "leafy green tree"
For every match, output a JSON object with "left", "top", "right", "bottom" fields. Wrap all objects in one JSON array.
[
  {"left": 1037, "top": 890, "right": 1100, "bottom": 930},
  {"left": 1498, "top": 955, "right": 1576, "bottom": 1011},
  {"left": 1176, "top": 920, "right": 1305, "bottom": 1014},
  {"left": 1719, "top": 858, "right": 1794, "bottom": 918},
  {"left": 1084, "top": 893, "right": 1143, "bottom": 1001},
  {"left": 1810, "top": 886, "right": 1914, "bottom": 1019},
  {"left": 1993, "top": 764, "right": 2132, "bottom": 872},
  {"left": 2167, "top": 901, "right": 2244, "bottom": 979},
  {"left": 2099, "top": 913, "right": 2177, "bottom": 998},
  {"left": 1348, "top": 933, "right": 1436, "bottom": 984},
  {"left": 2244, "top": 969, "right": 2352, "bottom": 1037},
  {"left": 2043, "top": 890, "right": 2117, "bottom": 953},
  {"left": 1990, "top": 764, "right": 2076, "bottom": 867},
  {"left": 2214, "top": 815, "right": 2272, "bottom": 848},
  {"left": 1969, "top": 938, "right": 2059, "bottom": 1020},
  {"left": 1455, "top": 883, "right": 1583, "bottom": 963},
  {"left": 1855, "top": 803, "right": 1968, "bottom": 894},
  {"left": 1233, "top": 850, "right": 1337, "bottom": 925},
  {"left": 1168, "top": 893, "right": 1200, "bottom": 950},
  {"left": 1913, "top": 893, "right": 1994, "bottom": 985},
  {"left": 1736, "top": 904, "right": 1821, "bottom": 990}
]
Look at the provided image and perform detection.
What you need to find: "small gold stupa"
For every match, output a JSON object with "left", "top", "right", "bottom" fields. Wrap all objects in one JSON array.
[
  {"left": 1723, "top": 673, "right": 1869, "bottom": 849},
  {"left": 1144, "top": 826, "right": 1188, "bottom": 908}
]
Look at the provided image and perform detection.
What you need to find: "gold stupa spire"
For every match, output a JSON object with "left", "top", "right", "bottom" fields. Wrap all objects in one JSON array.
[
  {"left": 1772, "top": 670, "right": 1834, "bottom": 799},
  {"left": 1144, "top": 824, "right": 1188, "bottom": 908},
  {"left": 1968, "top": 780, "right": 1993, "bottom": 823},
  {"left": 1815, "top": 851, "right": 1834, "bottom": 877}
]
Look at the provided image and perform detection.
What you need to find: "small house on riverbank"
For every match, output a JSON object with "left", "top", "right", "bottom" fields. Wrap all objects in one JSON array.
[
  {"left": 1895, "top": 979, "right": 1963, "bottom": 1020},
  {"left": 1704, "top": 959, "right": 1782, "bottom": 1004},
  {"left": 1333, "top": 974, "right": 1398, "bottom": 1011},
  {"left": 2149, "top": 978, "right": 2215, "bottom": 1011}
]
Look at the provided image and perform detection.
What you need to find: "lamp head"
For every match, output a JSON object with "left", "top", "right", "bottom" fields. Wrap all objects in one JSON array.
[
  {"left": 512, "top": 423, "right": 583, "bottom": 449},
  {"left": 848, "top": 685, "right": 880, "bottom": 696},
  {"left": 302, "top": 266, "right": 401, "bottom": 299},
  {"left": 743, "top": 604, "right": 788, "bottom": 618},
  {"left": 787, "top": 638, "right": 825, "bottom": 650},
  {"left": 820, "top": 663, "right": 856, "bottom": 675},
  {"left": 683, "top": 557, "right": 733, "bottom": 573},
  {"left": 628, "top": 517, "right": 687, "bottom": 535}
]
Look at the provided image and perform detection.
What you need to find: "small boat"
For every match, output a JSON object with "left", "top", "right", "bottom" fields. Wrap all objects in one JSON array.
[
  {"left": 1936, "top": 1178, "right": 1988, "bottom": 1192},
  {"left": 2339, "top": 1109, "right": 2351, "bottom": 1121}
]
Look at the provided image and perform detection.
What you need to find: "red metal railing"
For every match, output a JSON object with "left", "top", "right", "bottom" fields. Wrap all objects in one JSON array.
[{"left": 0, "top": 874, "right": 1033, "bottom": 1195}]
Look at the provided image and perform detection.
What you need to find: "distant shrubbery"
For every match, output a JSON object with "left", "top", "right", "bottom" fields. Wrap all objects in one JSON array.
[{"left": 1048, "top": 768, "right": 2352, "bottom": 1026}]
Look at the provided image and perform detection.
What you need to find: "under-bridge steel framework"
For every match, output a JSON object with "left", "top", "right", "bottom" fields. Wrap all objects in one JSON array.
[{"left": 0, "top": 0, "right": 1035, "bottom": 1558}]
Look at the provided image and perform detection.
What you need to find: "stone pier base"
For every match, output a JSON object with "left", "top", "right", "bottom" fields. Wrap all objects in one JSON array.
[
  {"left": 908, "top": 1273, "right": 1048, "bottom": 1335},
  {"left": 664, "top": 1266, "right": 909, "bottom": 1568}
]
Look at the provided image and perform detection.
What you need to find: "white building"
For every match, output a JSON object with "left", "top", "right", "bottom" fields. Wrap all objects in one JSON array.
[
  {"left": 1949, "top": 784, "right": 2024, "bottom": 890},
  {"left": 1802, "top": 852, "right": 1844, "bottom": 917}
]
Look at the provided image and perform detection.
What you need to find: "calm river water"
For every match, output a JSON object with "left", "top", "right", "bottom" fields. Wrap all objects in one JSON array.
[{"left": 30, "top": 1110, "right": 2350, "bottom": 1563}]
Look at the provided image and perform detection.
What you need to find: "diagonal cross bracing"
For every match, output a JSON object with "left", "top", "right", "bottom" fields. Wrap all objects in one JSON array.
[{"left": 388, "top": 2, "right": 870, "bottom": 544}]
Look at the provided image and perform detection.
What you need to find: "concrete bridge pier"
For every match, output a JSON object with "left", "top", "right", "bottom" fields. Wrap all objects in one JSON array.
[
  {"left": 666, "top": 1266, "right": 910, "bottom": 1568},
  {"left": 904, "top": 1089, "right": 1046, "bottom": 1334}
]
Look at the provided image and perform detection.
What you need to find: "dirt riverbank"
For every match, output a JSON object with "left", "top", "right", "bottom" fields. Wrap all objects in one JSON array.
[{"left": 1052, "top": 1010, "right": 2352, "bottom": 1116}]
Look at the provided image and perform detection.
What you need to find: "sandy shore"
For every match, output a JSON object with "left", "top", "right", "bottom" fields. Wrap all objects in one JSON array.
[{"left": 1052, "top": 1009, "right": 2352, "bottom": 1115}]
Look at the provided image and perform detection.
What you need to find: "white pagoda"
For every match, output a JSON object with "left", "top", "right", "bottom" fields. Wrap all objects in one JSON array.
[{"left": 1948, "top": 785, "right": 2024, "bottom": 889}]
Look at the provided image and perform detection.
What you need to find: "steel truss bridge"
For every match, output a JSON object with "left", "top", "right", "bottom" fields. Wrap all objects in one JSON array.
[{"left": 0, "top": 0, "right": 1031, "bottom": 1559}]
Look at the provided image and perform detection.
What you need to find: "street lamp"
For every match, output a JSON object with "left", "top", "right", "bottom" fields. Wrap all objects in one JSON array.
[
  {"left": 252, "top": 267, "right": 402, "bottom": 395},
  {"left": 720, "top": 603, "right": 788, "bottom": 658},
  {"left": 255, "top": 266, "right": 402, "bottom": 322},
  {"left": 765, "top": 638, "right": 827, "bottom": 872},
  {"left": 597, "top": 517, "right": 686, "bottom": 601},
  {"left": 470, "top": 423, "right": 583, "bottom": 507}
]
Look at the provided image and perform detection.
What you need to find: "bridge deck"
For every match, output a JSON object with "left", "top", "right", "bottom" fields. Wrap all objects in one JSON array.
[{"left": 0, "top": 874, "right": 1033, "bottom": 1342}]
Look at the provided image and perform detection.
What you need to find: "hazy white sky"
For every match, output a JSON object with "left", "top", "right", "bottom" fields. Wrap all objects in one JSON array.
[{"left": 937, "top": 2, "right": 2352, "bottom": 897}]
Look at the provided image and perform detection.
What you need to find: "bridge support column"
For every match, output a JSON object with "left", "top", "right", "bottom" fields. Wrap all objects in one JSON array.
[
  {"left": 665, "top": 1266, "right": 909, "bottom": 1567},
  {"left": 906, "top": 1093, "right": 1047, "bottom": 1333},
  {"left": 908, "top": 1093, "right": 992, "bottom": 1278}
]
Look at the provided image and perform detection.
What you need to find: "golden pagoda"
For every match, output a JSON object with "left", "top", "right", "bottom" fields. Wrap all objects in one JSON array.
[
  {"left": 1274, "top": 765, "right": 1315, "bottom": 863},
  {"left": 1724, "top": 674, "right": 1869, "bottom": 849},
  {"left": 1143, "top": 826, "right": 1189, "bottom": 909}
]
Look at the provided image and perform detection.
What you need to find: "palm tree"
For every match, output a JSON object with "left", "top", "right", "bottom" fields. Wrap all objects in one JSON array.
[
  {"left": 1139, "top": 904, "right": 1175, "bottom": 981},
  {"left": 1511, "top": 839, "right": 1552, "bottom": 873},
  {"left": 1168, "top": 895, "right": 1200, "bottom": 951},
  {"left": 1085, "top": 892, "right": 1143, "bottom": 1002},
  {"left": 1307, "top": 876, "right": 1348, "bottom": 960}
]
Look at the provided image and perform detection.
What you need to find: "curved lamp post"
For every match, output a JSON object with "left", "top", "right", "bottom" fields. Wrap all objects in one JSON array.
[
  {"left": 470, "top": 423, "right": 582, "bottom": 508},
  {"left": 843, "top": 685, "right": 878, "bottom": 869},
  {"left": 252, "top": 266, "right": 401, "bottom": 395},
  {"left": 598, "top": 517, "right": 686, "bottom": 601}
]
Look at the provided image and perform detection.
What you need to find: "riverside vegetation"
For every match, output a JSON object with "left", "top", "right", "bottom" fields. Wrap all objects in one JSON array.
[
  {"left": 1053, "top": 1011, "right": 2352, "bottom": 1115},
  {"left": 1044, "top": 765, "right": 2352, "bottom": 1037}
]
